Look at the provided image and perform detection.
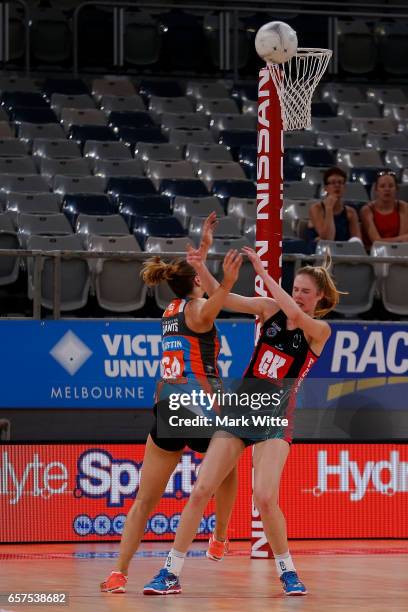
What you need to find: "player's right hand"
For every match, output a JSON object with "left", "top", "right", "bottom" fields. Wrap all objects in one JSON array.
[{"left": 222, "top": 249, "right": 242, "bottom": 290}]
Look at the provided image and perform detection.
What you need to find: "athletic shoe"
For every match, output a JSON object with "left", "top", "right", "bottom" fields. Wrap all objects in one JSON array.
[
  {"left": 280, "top": 571, "right": 307, "bottom": 596},
  {"left": 143, "top": 568, "right": 182, "bottom": 595},
  {"left": 100, "top": 571, "right": 128, "bottom": 593},
  {"left": 206, "top": 533, "right": 229, "bottom": 561}
]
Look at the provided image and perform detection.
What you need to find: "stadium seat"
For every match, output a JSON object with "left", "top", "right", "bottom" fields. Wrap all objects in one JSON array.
[
  {"left": 75, "top": 214, "right": 129, "bottom": 238},
  {"left": 337, "top": 102, "right": 380, "bottom": 119},
  {"left": 30, "top": 7, "right": 71, "bottom": 63},
  {"left": 189, "top": 215, "right": 241, "bottom": 243},
  {"left": 32, "top": 138, "right": 82, "bottom": 159},
  {"left": 284, "top": 200, "right": 313, "bottom": 239},
  {"left": 366, "top": 87, "right": 407, "bottom": 105},
  {"left": 285, "top": 148, "right": 335, "bottom": 168},
  {"left": 351, "top": 118, "right": 397, "bottom": 134},
  {"left": 161, "top": 113, "right": 208, "bottom": 131},
  {"left": 211, "top": 180, "right": 256, "bottom": 205},
  {"left": 18, "top": 212, "right": 73, "bottom": 247},
  {"left": 145, "top": 236, "right": 191, "bottom": 308},
  {"left": 187, "top": 82, "right": 230, "bottom": 99},
  {"left": 0, "top": 76, "right": 38, "bottom": 94},
  {"left": 242, "top": 218, "right": 255, "bottom": 245},
  {"left": 139, "top": 79, "right": 184, "bottom": 99},
  {"left": 310, "top": 102, "right": 337, "bottom": 118},
  {"left": 0, "top": 123, "right": 15, "bottom": 139},
  {"left": 316, "top": 240, "right": 375, "bottom": 315},
  {"left": 0, "top": 221, "right": 20, "bottom": 285},
  {"left": 342, "top": 182, "right": 369, "bottom": 201},
  {"left": 383, "top": 104, "right": 408, "bottom": 122},
  {"left": 321, "top": 84, "right": 365, "bottom": 104},
  {"left": 133, "top": 215, "right": 186, "bottom": 248},
  {"left": 123, "top": 12, "right": 161, "bottom": 66},
  {"left": 231, "top": 83, "right": 257, "bottom": 104},
  {"left": 197, "top": 161, "right": 246, "bottom": 187},
  {"left": 196, "top": 98, "right": 239, "bottom": 115},
  {"left": 237, "top": 146, "right": 256, "bottom": 176},
  {"left": 312, "top": 117, "right": 350, "bottom": 133},
  {"left": 91, "top": 78, "right": 137, "bottom": 101},
  {"left": 1, "top": 92, "right": 49, "bottom": 112},
  {"left": 337, "top": 149, "right": 383, "bottom": 168},
  {"left": 155, "top": 176, "right": 210, "bottom": 203},
  {"left": 88, "top": 234, "right": 147, "bottom": 312},
  {"left": 62, "top": 194, "right": 116, "bottom": 225},
  {"left": 227, "top": 197, "right": 256, "bottom": 227},
  {"left": 109, "top": 111, "right": 156, "bottom": 130},
  {"left": 146, "top": 160, "right": 195, "bottom": 188},
  {"left": 27, "top": 234, "right": 90, "bottom": 311},
  {"left": 100, "top": 95, "right": 146, "bottom": 114},
  {"left": 50, "top": 94, "right": 96, "bottom": 117},
  {"left": 117, "top": 126, "right": 167, "bottom": 147},
  {"left": 6, "top": 192, "right": 61, "bottom": 223},
  {"left": 365, "top": 133, "right": 408, "bottom": 151},
  {"left": 338, "top": 20, "right": 378, "bottom": 74},
  {"left": 284, "top": 131, "right": 316, "bottom": 148},
  {"left": 106, "top": 176, "right": 156, "bottom": 199},
  {"left": 18, "top": 122, "right": 65, "bottom": 141},
  {"left": 0, "top": 157, "right": 37, "bottom": 175},
  {"left": 185, "top": 144, "right": 233, "bottom": 164},
  {"left": 11, "top": 108, "right": 58, "bottom": 125},
  {"left": 284, "top": 181, "right": 317, "bottom": 200},
  {"left": 83, "top": 140, "right": 132, "bottom": 160},
  {"left": 284, "top": 163, "right": 303, "bottom": 182},
  {"left": 42, "top": 78, "right": 89, "bottom": 97},
  {"left": 40, "top": 158, "right": 91, "bottom": 183},
  {"left": 168, "top": 129, "right": 215, "bottom": 146},
  {"left": 349, "top": 167, "right": 387, "bottom": 186},
  {"left": 173, "top": 196, "right": 223, "bottom": 228},
  {"left": 61, "top": 108, "right": 107, "bottom": 131},
  {"left": 218, "top": 129, "right": 257, "bottom": 153},
  {"left": 134, "top": 142, "right": 183, "bottom": 162},
  {"left": 210, "top": 114, "right": 256, "bottom": 132},
  {"left": 118, "top": 194, "right": 172, "bottom": 229},
  {"left": 0, "top": 174, "right": 50, "bottom": 197},
  {"left": 69, "top": 125, "right": 117, "bottom": 144},
  {"left": 301, "top": 166, "right": 328, "bottom": 186},
  {"left": 53, "top": 175, "right": 106, "bottom": 195},
  {"left": 316, "top": 133, "right": 364, "bottom": 150},
  {"left": 384, "top": 150, "right": 408, "bottom": 170},
  {"left": 148, "top": 96, "right": 194, "bottom": 120},
  {"left": 371, "top": 242, "right": 408, "bottom": 314},
  {"left": 377, "top": 22, "right": 408, "bottom": 76},
  {"left": 92, "top": 159, "right": 144, "bottom": 178}
]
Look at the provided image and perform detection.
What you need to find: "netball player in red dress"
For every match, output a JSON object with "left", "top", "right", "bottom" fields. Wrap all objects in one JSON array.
[
  {"left": 144, "top": 235, "right": 340, "bottom": 597},
  {"left": 100, "top": 232, "right": 242, "bottom": 593}
]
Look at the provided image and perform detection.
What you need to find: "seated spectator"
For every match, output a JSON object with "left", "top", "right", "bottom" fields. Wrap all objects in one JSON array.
[
  {"left": 307, "top": 167, "right": 362, "bottom": 249},
  {"left": 361, "top": 170, "right": 408, "bottom": 248}
]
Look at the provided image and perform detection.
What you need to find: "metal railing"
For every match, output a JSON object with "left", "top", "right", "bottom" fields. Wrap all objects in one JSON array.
[
  {"left": 0, "top": 0, "right": 30, "bottom": 75},
  {"left": 0, "top": 247, "right": 406, "bottom": 320}
]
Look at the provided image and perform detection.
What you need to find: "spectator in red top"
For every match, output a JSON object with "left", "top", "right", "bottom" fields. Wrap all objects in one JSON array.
[{"left": 361, "top": 171, "right": 408, "bottom": 249}]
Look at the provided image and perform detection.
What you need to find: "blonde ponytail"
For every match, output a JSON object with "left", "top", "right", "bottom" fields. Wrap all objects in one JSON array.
[{"left": 297, "top": 254, "right": 344, "bottom": 318}]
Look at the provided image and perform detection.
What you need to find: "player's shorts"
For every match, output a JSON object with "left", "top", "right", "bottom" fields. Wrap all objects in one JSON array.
[{"left": 218, "top": 377, "right": 295, "bottom": 447}]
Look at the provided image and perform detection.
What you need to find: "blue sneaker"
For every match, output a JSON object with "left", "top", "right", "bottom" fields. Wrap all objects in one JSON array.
[
  {"left": 143, "top": 568, "right": 182, "bottom": 596},
  {"left": 280, "top": 571, "right": 307, "bottom": 596}
]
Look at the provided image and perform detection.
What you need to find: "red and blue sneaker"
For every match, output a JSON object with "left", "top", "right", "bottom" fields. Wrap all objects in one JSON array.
[
  {"left": 280, "top": 571, "right": 307, "bottom": 596},
  {"left": 143, "top": 569, "right": 182, "bottom": 596}
]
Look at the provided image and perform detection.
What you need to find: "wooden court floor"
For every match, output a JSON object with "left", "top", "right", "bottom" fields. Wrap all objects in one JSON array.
[{"left": 0, "top": 540, "right": 407, "bottom": 612}]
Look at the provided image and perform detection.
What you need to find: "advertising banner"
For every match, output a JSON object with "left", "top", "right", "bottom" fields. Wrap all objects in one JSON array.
[{"left": 1, "top": 443, "right": 407, "bottom": 544}]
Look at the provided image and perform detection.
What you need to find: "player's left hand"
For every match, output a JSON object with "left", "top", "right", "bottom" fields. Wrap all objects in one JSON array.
[
  {"left": 199, "top": 212, "right": 217, "bottom": 255},
  {"left": 242, "top": 246, "right": 265, "bottom": 276}
]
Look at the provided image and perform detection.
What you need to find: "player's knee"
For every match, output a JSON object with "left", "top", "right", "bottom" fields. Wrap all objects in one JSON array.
[
  {"left": 189, "top": 482, "right": 213, "bottom": 508},
  {"left": 131, "top": 495, "right": 157, "bottom": 515},
  {"left": 253, "top": 488, "right": 278, "bottom": 513}
]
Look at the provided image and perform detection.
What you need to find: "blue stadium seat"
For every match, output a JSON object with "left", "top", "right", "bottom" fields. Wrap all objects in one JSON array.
[
  {"left": 108, "top": 111, "right": 156, "bottom": 130},
  {"left": 118, "top": 194, "right": 172, "bottom": 229},
  {"left": 117, "top": 126, "right": 167, "bottom": 147},
  {"left": 159, "top": 178, "right": 208, "bottom": 199},
  {"left": 11, "top": 107, "right": 58, "bottom": 124},
  {"left": 238, "top": 146, "right": 256, "bottom": 173},
  {"left": 211, "top": 180, "right": 256, "bottom": 207},
  {"left": 284, "top": 163, "right": 303, "bottom": 182},
  {"left": 232, "top": 84, "right": 258, "bottom": 104},
  {"left": 350, "top": 167, "right": 388, "bottom": 187},
  {"left": 139, "top": 80, "right": 184, "bottom": 99},
  {"left": 69, "top": 125, "right": 117, "bottom": 144},
  {"left": 285, "top": 148, "right": 336, "bottom": 168},
  {"left": 219, "top": 130, "right": 257, "bottom": 156},
  {"left": 106, "top": 176, "right": 156, "bottom": 199},
  {"left": 42, "top": 78, "right": 89, "bottom": 96},
  {"left": 133, "top": 215, "right": 186, "bottom": 248},
  {"left": 62, "top": 194, "right": 116, "bottom": 225},
  {"left": 2, "top": 92, "right": 49, "bottom": 111}
]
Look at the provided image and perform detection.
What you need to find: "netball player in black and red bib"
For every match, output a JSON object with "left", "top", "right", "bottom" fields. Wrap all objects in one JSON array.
[
  {"left": 144, "top": 239, "right": 339, "bottom": 597},
  {"left": 101, "top": 225, "right": 242, "bottom": 594}
]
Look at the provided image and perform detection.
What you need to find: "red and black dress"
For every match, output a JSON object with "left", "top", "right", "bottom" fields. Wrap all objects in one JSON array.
[
  {"left": 222, "top": 309, "right": 320, "bottom": 445},
  {"left": 150, "top": 297, "right": 222, "bottom": 453}
]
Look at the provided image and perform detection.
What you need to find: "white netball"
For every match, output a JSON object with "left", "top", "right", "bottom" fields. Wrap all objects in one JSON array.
[{"left": 255, "top": 21, "right": 298, "bottom": 64}]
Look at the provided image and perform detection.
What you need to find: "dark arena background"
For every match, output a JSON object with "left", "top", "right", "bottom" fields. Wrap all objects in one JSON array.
[{"left": 0, "top": 1, "right": 407, "bottom": 610}]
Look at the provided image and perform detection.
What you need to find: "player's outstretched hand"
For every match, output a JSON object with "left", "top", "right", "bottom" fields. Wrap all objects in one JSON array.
[
  {"left": 242, "top": 246, "right": 265, "bottom": 276},
  {"left": 222, "top": 249, "right": 242, "bottom": 290},
  {"left": 186, "top": 243, "right": 205, "bottom": 272},
  {"left": 199, "top": 212, "right": 218, "bottom": 255}
]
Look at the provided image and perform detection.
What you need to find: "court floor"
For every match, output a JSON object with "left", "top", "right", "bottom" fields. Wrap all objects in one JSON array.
[{"left": 1, "top": 540, "right": 407, "bottom": 612}]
